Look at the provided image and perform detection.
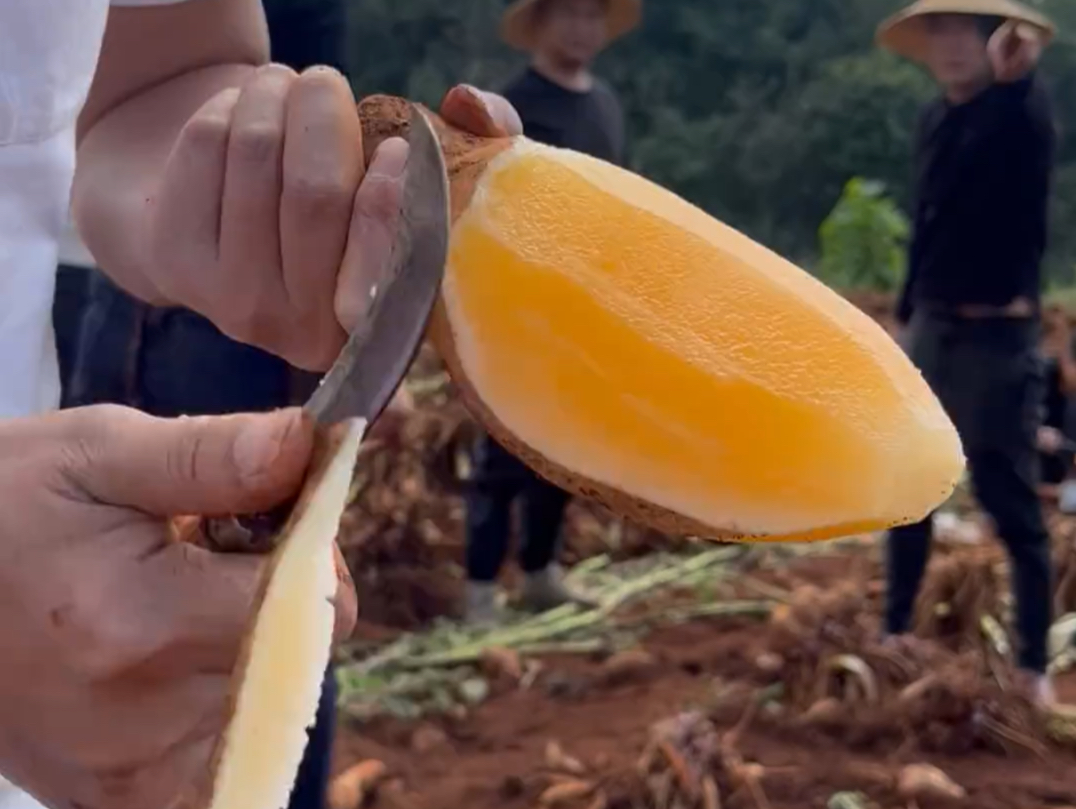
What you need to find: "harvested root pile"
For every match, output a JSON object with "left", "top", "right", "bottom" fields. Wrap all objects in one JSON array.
[
  {"left": 756, "top": 582, "right": 1051, "bottom": 758},
  {"left": 525, "top": 710, "right": 981, "bottom": 809},
  {"left": 913, "top": 548, "right": 1003, "bottom": 653},
  {"left": 339, "top": 353, "right": 472, "bottom": 628},
  {"left": 1051, "top": 512, "right": 1076, "bottom": 616}
]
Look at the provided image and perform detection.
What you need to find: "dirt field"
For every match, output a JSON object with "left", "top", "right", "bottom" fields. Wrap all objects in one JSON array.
[
  {"left": 333, "top": 545, "right": 1076, "bottom": 809},
  {"left": 331, "top": 292, "right": 1076, "bottom": 809}
]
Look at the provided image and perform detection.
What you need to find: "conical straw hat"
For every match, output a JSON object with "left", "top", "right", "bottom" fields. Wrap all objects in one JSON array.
[
  {"left": 500, "top": 0, "right": 642, "bottom": 52},
  {"left": 877, "top": 0, "right": 1055, "bottom": 62}
]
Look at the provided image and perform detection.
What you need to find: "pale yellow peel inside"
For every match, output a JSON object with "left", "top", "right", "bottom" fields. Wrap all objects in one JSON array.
[
  {"left": 207, "top": 419, "right": 365, "bottom": 809},
  {"left": 443, "top": 140, "right": 964, "bottom": 539}
]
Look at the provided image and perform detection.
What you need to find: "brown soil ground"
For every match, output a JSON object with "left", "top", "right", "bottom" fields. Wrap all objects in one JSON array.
[
  {"left": 333, "top": 550, "right": 1076, "bottom": 809},
  {"left": 332, "top": 290, "right": 1076, "bottom": 809}
]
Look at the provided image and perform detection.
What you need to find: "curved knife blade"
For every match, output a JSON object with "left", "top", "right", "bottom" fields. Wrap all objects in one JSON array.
[{"left": 306, "top": 104, "right": 450, "bottom": 428}]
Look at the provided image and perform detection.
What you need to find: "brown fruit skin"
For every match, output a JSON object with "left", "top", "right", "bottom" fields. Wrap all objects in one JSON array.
[
  {"left": 356, "top": 94, "right": 813, "bottom": 544},
  {"left": 357, "top": 94, "right": 510, "bottom": 222}
]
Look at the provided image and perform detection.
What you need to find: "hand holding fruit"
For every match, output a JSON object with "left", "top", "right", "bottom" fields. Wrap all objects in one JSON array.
[
  {"left": 0, "top": 406, "right": 353, "bottom": 809},
  {"left": 125, "top": 73, "right": 522, "bottom": 372}
]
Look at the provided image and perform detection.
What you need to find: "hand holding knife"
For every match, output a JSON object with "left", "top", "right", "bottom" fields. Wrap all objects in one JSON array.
[{"left": 193, "top": 104, "right": 450, "bottom": 552}]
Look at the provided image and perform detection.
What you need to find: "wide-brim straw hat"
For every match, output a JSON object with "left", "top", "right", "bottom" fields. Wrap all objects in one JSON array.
[
  {"left": 877, "top": 0, "right": 1055, "bottom": 62},
  {"left": 500, "top": 0, "right": 642, "bottom": 52}
]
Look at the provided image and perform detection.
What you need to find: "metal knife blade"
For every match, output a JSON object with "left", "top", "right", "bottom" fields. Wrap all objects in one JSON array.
[
  {"left": 202, "top": 104, "right": 450, "bottom": 552},
  {"left": 305, "top": 104, "right": 450, "bottom": 428}
]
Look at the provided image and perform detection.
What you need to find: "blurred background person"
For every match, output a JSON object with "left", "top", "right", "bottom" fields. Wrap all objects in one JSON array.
[
  {"left": 876, "top": 0, "right": 1057, "bottom": 704},
  {"left": 463, "top": 0, "right": 640, "bottom": 624},
  {"left": 1037, "top": 305, "right": 1076, "bottom": 490}
]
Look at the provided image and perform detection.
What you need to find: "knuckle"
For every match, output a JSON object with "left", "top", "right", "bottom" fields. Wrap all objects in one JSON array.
[
  {"left": 181, "top": 112, "right": 231, "bottom": 154},
  {"left": 58, "top": 404, "right": 128, "bottom": 463},
  {"left": 355, "top": 173, "right": 403, "bottom": 223},
  {"left": 278, "top": 314, "right": 340, "bottom": 371},
  {"left": 46, "top": 406, "right": 132, "bottom": 495},
  {"left": 216, "top": 301, "right": 292, "bottom": 359},
  {"left": 68, "top": 403, "right": 128, "bottom": 441},
  {"left": 284, "top": 173, "right": 353, "bottom": 217},
  {"left": 289, "top": 332, "right": 339, "bottom": 372},
  {"left": 229, "top": 122, "right": 283, "bottom": 165},
  {"left": 164, "top": 416, "right": 207, "bottom": 485}
]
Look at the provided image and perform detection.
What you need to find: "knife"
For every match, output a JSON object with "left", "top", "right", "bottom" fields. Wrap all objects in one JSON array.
[{"left": 200, "top": 104, "right": 450, "bottom": 553}]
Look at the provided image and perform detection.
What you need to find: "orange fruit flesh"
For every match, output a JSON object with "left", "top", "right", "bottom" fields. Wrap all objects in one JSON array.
[{"left": 443, "top": 141, "right": 964, "bottom": 540}]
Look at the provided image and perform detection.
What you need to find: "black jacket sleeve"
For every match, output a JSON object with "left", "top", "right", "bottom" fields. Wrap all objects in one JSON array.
[
  {"left": 897, "top": 106, "right": 933, "bottom": 325},
  {"left": 263, "top": 0, "right": 349, "bottom": 75}
]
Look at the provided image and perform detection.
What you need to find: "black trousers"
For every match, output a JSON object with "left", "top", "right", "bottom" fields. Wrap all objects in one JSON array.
[
  {"left": 53, "top": 265, "right": 93, "bottom": 398},
  {"left": 64, "top": 269, "right": 318, "bottom": 413},
  {"left": 56, "top": 268, "right": 334, "bottom": 809},
  {"left": 465, "top": 435, "right": 571, "bottom": 581},
  {"left": 885, "top": 312, "right": 1052, "bottom": 673}
]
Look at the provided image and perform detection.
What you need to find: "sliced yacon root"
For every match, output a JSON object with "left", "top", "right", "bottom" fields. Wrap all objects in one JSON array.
[
  {"left": 202, "top": 420, "right": 366, "bottom": 809},
  {"left": 897, "top": 674, "right": 943, "bottom": 705},
  {"left": 545, "top": 740, "right": 588, "bottom": 776},
  {"left": 355, "top": 94, "right": 964, "bottom": 545},
  {"left": 328, "top": 760, "right": 390, "bottom": 809},
  {"left": 1045, "top": 704, "right": 1076, "bottom": 746},
  {"left": 821, "top": 655, "right": 879, "bottom": 705},
  {"left": 481, "top": 646, "right": 524, "bottom": 681},
  {"left": 701, "top": 776, "right": 721, "bottom": 809},
  {"left": 897, "top": 763, "right": 966, "bottom": 802},
  {"left": 798, "top": 697, "right": 845, "bottom": 727},
  {"left": 539, "top": 779, "right": 595, "bottom": 807}
]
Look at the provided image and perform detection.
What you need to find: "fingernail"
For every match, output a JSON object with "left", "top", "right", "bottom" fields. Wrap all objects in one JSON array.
[
  {"left": 233, "top": 412, "right": 292, "bottom": 482},
  {"left": 460, "top": 84, "right": 493, "bottom": 113}
]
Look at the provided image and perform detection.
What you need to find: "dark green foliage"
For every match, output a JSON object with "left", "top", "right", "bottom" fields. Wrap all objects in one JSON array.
[
  {"left": 818, "top": 178, "right": 909, "bottom": 292},
  {"left": 344, "top": 0, "right": 1076, "bottom": 286}
]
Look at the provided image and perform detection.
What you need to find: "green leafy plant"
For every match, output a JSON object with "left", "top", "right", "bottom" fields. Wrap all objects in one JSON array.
[{"left": 817, "top": 177, "right": 910, "bottom": 292}]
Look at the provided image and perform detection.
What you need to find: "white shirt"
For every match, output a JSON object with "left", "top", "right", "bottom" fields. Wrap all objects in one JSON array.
[
  {"left": 0, "top": 0, "right": 184, "bottom": 419},
  {"left": 0, "top": 2, "right": 185, "bottom": 805}
]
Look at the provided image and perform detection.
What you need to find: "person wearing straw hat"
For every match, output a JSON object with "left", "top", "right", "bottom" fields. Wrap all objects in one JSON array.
[
  {"left": 463, "top": 0, "right": 639, "bottom": 624},
  {"left": 877, "top": 1, "right": 1058, "bottom": 704}
]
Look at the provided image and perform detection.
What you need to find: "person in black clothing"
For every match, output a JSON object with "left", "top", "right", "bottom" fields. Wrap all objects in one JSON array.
[
  {"left": 1037, "top": 306, "right": 1076, "bottom": 487},
  {"left": 463, "top": 0, "right": 640, "bottom": 623},
  {"left": 58, "top": 1, "right": 348, "bottom": 806},
  {"left": 876, "top": 0, "right": 1058, "bottom": 704}
]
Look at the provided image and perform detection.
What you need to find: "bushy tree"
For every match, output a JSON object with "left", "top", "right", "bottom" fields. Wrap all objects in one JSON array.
[
  {"left": 343, "top": 0, "right": 1076, "bottom": 281},
  {"left": 818, "top": 178, "right": 910, "bottom": 292}
]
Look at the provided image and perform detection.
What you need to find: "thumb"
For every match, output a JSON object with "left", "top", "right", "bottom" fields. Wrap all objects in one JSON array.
[{"left": 64, "top": 405, "right": 314, "bottom": 516}]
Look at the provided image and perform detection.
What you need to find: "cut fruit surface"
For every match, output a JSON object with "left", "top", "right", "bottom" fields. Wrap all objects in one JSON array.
[
  {"left": 206, "top": 419, "right": 365, "bottom": 809},
  {"left": 437, "top": 139, "right": 963, "bottom": 540}
]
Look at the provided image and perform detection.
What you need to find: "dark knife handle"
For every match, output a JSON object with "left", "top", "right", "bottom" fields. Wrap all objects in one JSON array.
[
  {"left": 173, "top": 420, "right": 355, "bottom": 555},
  {"left": 198, "top": 499, "right": 298, "bottom": 554}
]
